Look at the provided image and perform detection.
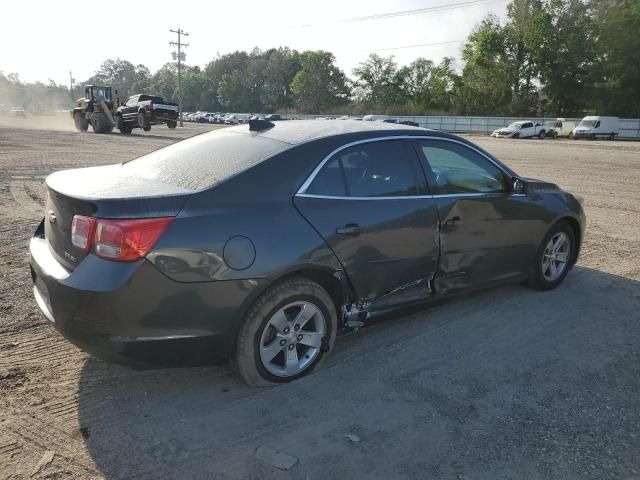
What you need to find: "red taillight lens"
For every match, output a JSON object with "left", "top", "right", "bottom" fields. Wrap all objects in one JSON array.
[
  {"left": 71, "top": 215, "right": 97, "bottom": 252},
  {"left": 95, "top": 218, "right": 173, "bottom": 261},
  {"left": 70, "top": 215, "right": 172, "bottom": 262}
]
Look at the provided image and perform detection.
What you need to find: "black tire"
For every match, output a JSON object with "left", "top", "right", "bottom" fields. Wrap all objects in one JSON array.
[
  {"left": 234, "top": 277, "right": 338, "bottom": 387},
  {"left": 528, "top": 221, "right": 576, "bottom": 291},
  {"left": 538, "top": 130, "right": 546, "bottom": 139},
  {"left": 609, "top": 133, "right": 615, "bottom": 141},
  {"left": 119, "top": 124, "right": 132, "bottom": 134},
  {"left": 74, "top": 113, "right": 88, "bottom": 132},
  {"left": 553, "top": 131, "right": 558, "bottom": 139},
  {"left": 137, "top": 110, "right": 149, "bottom": 129},
  {"left": 91, "top": 113, "right": 106, "bottom": 133},
  {"left": 167, "top": 120, "right": 177, "bottom": 129}
]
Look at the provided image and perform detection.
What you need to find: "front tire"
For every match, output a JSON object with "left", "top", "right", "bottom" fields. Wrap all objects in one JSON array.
[
  {"left": 538, "top": 130, "right": 546, "bottom": 139},
  {"left": 234, "top": 277, "right": 338, "bottom": 387},
  {"left": 167, "top": 120, "right": 177, "bottom": 129},
  {"left": 74, "top": 113, "right": 88, "bottom": 132},
  {"left": 529, "top": 221, "right": 575, "bottom": 291}
]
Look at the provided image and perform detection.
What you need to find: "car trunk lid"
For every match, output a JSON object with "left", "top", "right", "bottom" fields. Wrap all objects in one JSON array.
[{"left": 44, "top": 164, "right": 192, "bottom": 270}]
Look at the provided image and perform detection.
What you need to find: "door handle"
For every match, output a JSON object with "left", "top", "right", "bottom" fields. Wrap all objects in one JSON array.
[
  {"left": 336, "top": 223, "right": 362, "bottom": 235},
  {"left": 444, "top": 216, "right": 463, "bottom": 227}
]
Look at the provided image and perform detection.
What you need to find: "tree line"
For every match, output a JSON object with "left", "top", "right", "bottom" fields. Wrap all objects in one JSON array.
[{"left": 2, "top": 0, "right": 638, "bottom": 118}]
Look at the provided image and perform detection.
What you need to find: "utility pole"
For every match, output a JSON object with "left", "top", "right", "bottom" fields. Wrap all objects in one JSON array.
[
  {"left": 169, "top": 28, "right": 189, "bottom": 127},
  {"left": 69, "top": 71, "right": 75, "bottom": 103}
]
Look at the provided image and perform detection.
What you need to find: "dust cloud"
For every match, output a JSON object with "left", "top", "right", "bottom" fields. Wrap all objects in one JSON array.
[{"left": 0, "top": 112, "right": 76, "bottom": 132}]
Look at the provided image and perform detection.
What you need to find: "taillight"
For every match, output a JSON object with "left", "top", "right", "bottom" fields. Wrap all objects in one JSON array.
[
  {"left": 71, "top": 215, "right": 97, "bottom": 252},
  {"left": 71, "top": 216, "right": 173, "bottom": 262}
]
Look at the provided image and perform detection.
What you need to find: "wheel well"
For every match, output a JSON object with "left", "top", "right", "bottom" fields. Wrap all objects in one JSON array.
[
  {"left": 558, "top": 216, "right": 581, "bottom": 264},
  {"left": 277, "top": 269, "right": 347, "bottom": 319}
]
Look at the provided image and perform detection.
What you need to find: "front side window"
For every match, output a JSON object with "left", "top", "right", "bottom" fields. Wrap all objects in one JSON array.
[
  {"left": 306, "top": 141, "right": 419, "bottom": 198},
  {"left": 418, "top": 140, "right": 507, "bottom": 195}
]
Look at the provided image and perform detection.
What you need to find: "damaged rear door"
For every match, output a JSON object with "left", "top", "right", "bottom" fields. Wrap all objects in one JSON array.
[{"left": 294, "top": 138, "right": 440, "bottom": 309}]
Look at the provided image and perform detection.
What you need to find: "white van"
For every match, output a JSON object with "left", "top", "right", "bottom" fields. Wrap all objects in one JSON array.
[
  {"left": 573, "top": 116, "right": 619, "bottom": 140},
  {"left": 544, "top": 118, "right": 576, "bottom": 138}
]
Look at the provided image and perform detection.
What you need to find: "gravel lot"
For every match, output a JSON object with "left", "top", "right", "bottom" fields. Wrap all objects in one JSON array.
[{"left": 1, "top": 120, "right": 639, "bottom": 479}]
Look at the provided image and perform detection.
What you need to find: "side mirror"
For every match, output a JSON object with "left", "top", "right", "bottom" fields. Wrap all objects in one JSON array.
[{"left": 512, "top": 177, "right": 526, "bottom": 194}]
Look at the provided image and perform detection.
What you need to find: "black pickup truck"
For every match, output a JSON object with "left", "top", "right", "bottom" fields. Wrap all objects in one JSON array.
[{"left": 115, "top": 94, "right": 178, "bottom": 133}]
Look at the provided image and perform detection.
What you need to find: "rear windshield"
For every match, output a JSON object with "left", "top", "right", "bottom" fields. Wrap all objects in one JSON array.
[{"left": 122, "top": 130, "right": 290, "bottom": 191}]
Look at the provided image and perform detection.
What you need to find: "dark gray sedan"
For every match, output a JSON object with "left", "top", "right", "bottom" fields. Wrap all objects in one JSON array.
[{"left": 29, "top": 120, "right": 585, "bottom": 386}]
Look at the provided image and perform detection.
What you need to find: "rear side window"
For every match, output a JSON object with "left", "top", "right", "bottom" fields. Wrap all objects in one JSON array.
[
  {"left": 122, "top": 130, "right": 289, "bottom": 191},
  {"left": 306, "top": 141, "right": 420, "bottom": 197},
  {"left": 418, "top": 140, "right": 507, "bottom": 195}
]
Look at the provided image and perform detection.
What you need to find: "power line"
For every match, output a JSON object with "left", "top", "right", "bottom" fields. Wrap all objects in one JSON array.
[
  {"left": 170, "top": 28, "right": 189, "bottom": 127},
  {"left": 371, "top": 39, "right": 464, "bottom": 52},
  {"left": 292, "top": 0, "right": 508, "bottom": 28}
]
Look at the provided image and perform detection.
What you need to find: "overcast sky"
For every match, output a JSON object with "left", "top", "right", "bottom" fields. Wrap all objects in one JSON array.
[{"left": 2, "top": 0, "right": 509, "bottom": 85}]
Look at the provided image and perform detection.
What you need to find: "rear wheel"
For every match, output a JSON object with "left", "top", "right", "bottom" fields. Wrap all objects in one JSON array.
[
  {"left": 137, "top": 110, "right": 149, "bottom": 130},
  {"left": 529, "top": 221, "right": 575, "bottom": 291},
  {"left": 234, "top": 277, "right": 337, "bottom": 387},
  {"left": 538, "top": 130, "right": 546, "bottom": 139},
  {"left": 553, "top": 131, "right": 558, "bottom": 139},
  {"left": 167, "top": 120, "right": 177, "bottom": 129}
]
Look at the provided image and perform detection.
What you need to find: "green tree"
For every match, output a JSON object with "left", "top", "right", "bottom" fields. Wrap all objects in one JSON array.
[
  {"left": 290, "top": 51, "right": 350, "bottom": 113},
  {"left": 455, "top": 15, "right": 513, "bottom": 114},
  {"left": 262, "top": 47, "right": 301, "bottom": 111},
  {"left": 537, "top": 0, "right": 596, "bottom": 116},
  {"left": 352, "top": 54, "right": 406, "bottom": 108},
  {"left": 590, "top": 0, "right": 640, "bottom": 117},
  {"left": 401, "top": 57, "right": 457, "bottom": 113}
]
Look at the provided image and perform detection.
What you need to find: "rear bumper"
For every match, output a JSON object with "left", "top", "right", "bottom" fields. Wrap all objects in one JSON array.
[{"left": 29, "top": 222, "right": 267, "bottom": 366}]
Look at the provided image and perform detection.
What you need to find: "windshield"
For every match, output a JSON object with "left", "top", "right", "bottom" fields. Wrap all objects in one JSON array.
[
  {"left": 122, "top": 130, "right": 289, "bottom": 191},
  {"left": 92, "top": 87, "right": 112, "bottom": 102},
  {"left": 507, "top": 122, "right": 523, "bottom": 129}
]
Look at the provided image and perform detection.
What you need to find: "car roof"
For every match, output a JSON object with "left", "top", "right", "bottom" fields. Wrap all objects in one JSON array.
[{"left": 223, "top": 119, "right": 437, "bottom": 145}]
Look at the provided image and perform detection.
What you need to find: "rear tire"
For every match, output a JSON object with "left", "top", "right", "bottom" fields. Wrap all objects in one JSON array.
[
  {"left": 167, "top": 120, "right": 177, "bottom": 129},
  {"left": 528, "top": 221, "right": 575, "bottom": 291},
  {"left": 137, "top": 110, "right": 149, "bottom": 130},
  {"left": 538, "top": 130, "right": 546, "bottom": 139},
  {"left": 234, "top": 277, "right": 338, "bottom": 387}
]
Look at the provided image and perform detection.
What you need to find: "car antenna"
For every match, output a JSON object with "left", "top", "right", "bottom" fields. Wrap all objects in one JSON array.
[{"left": 249, "top": 119, "right": 274, "bottom": 131}]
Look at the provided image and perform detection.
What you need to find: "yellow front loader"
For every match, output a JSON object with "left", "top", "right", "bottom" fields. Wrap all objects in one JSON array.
[{"left": 71, "top": 85, "right": 119, "bottom": 134}]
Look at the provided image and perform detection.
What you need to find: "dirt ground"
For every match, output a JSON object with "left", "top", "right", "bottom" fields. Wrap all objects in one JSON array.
[{"left": 1, "top": 123, "right": 639, "bottom": 480}]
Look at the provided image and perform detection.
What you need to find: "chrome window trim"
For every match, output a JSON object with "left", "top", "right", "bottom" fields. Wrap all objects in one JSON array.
[
  {"left": 296, "top": 192, "right": 527, "bottom": 201},
  {"left": 296, "top": 135, "right": 514, "bottom": 197}
]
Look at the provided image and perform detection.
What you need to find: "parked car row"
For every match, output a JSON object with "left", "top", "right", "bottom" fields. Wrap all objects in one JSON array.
[
  {"left": 182, "top": 112, "right": 289, "bottom": 124},
  {"left": 491, "top": 116, "right": 620, "bottom": 140}
]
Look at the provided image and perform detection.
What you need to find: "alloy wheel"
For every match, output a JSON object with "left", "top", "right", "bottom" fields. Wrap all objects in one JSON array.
[
  {"left": 259, "top": 301, "right": 326, "bottom": 377},
  {"left": 542, "top": 232, "right": 570, "bottom": 282}
]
